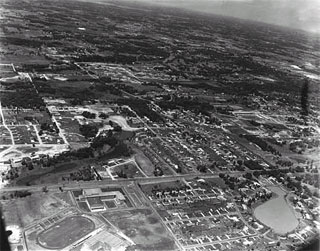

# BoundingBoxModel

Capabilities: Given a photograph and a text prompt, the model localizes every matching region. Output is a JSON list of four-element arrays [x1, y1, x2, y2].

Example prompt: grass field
[[37, 216, 95, 249], [53, 192, 74, 206], [77, 201, 90, 212], [134, 151, 155, 176], [103, 209, 176, 250], [111, 162, 145, 178]]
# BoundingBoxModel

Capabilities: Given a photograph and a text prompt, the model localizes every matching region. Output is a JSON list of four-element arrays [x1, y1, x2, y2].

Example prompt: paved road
[[0, 101, 15, 145], [0, 171, 247, 193]]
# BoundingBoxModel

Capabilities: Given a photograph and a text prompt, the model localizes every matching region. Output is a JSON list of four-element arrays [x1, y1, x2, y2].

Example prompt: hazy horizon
[[95, 0, 320, 34]]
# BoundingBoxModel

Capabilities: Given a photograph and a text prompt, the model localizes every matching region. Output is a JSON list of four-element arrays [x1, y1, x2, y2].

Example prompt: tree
[[99, 112, 108, 119], [79, 124, 99, 138], [197, 165, 207, 173], [300, 78, 309, 119], [243, 173, 253, 180], [82, 111, 96, 119]]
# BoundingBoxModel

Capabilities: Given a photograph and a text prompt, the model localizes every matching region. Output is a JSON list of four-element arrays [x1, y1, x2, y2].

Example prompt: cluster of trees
[[116, 98, 164, 122], [3, 167, 19, 180], [300, 78, 309, 118], [39, 122, 59, 134], [153, 167, 164, 176], [70, 96, 96, 106], [157, 95, 214, 116], [243, 160, 264, 170], [207, 116, 222, 126], [99, 112, 109, 119], [253, 168, 315, 199], [219, 173, 241, 190], [117, 84, 138, 94], [197, 165, 207, 173], [252, 168, 288, 179], [70, 147, 94, 159], [1, 90, 45, 109], [219, 173, 267, 203], [266, 137, 286, 146], [2, 190, 32, 200], [109, 120, 122, 132], [149, 184, 190, 198], [82, 111, 96, 119], [91, 131, 132, 159], [240, 134, 281, 156], [69, 166, 95, 181], [289, 141, 306, 154], [115, 169, 130, 178], [242, 189, 272, 208], [232, 159, 245, 171], [276, 159, 293, 167], [287, 116, 304, 125], [79, 124, 99, 138], [175, 165, 182, 173], [301, 173, 319, 188], [216, 106, 233, 115], [91, 133, 118, 149]]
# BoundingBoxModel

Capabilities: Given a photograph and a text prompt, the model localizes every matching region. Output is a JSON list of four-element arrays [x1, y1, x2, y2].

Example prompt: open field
[[37, 216, 95, 249], [134, 150, 155, 176], [103, 208, 177, 250], [1, 193, 70, 228], [111, 161, 145, 178]]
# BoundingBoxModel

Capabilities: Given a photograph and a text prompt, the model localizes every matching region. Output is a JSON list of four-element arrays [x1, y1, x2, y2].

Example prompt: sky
[[120, 0, 320, 34]]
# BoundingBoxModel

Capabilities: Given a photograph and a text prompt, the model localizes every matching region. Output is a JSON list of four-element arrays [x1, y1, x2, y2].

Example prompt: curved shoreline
[[253, 186, 299, 235]]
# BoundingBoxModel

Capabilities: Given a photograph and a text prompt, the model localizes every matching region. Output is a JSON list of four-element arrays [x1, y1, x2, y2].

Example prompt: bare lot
[[1, 192, 70, 227]]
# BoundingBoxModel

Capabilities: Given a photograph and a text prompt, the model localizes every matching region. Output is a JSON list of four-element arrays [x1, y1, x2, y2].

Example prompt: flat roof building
[[80, 188, 126, 212]]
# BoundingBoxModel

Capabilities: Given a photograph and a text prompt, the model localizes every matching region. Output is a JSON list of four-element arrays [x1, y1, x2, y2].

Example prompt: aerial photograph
[[0, 0, 319, 250]]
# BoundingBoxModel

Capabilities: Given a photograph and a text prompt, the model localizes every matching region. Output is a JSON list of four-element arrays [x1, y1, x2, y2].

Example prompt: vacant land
[[134, 150, 155, 176], [37, 216, 95, 249], [103, 209, 176, 250], [1, 193, 69, 227]]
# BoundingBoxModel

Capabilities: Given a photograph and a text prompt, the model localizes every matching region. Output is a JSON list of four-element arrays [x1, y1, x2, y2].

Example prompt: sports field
[[37, 216, 95, 249]]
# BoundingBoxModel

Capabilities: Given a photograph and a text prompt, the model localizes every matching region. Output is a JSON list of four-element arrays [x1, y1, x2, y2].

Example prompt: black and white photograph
[[0, 0, 319, 250]]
